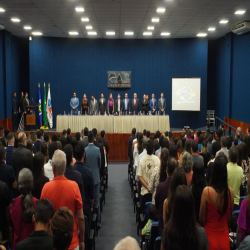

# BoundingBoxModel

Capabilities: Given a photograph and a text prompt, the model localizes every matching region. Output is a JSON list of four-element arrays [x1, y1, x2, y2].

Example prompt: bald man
[[113, 237, 140, 250]]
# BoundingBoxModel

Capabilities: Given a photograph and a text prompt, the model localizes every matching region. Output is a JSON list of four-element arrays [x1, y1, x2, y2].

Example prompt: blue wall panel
[[0, 31, 4, 120], [29, 37, 208, 128]]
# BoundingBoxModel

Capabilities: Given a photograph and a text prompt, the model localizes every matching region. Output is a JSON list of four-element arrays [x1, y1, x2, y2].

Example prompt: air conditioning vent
[[231, 21, 250, 35]]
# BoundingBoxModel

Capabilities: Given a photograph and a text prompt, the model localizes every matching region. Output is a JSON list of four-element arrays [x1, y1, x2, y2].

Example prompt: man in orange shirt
[[41, 149, 85, 250]]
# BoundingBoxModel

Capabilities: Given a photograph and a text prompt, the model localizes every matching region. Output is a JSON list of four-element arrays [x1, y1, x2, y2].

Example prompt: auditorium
[[0, 0, 250, 249]]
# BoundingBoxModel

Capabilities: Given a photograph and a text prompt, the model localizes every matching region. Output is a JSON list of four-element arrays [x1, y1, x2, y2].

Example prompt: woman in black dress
[[141, 94, 149, 115]]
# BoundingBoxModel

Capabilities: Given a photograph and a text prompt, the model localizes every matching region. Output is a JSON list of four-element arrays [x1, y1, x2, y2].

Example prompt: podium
[[26, 106, 36, 126]]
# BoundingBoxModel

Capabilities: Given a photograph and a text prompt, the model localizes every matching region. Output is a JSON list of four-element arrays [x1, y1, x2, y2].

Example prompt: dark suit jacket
[[23, 98, 29, 111], [130, 98, 140, 115], [34, 140, 42, 153], [5, 146, 15, 166], [19, 97, 25, 113], [128, 134, 136, 159], [98, 98, 106, 114], [114, 99, 124, 114], [12, 144, 33, 178], [94, 140, 105, 178]]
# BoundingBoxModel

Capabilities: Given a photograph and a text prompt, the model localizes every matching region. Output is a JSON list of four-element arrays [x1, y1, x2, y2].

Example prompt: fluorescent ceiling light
[[69, 31, 78, 35], [147, 26, 154, 30], [157, 8, 165, 13], [81, 17, 89, 22], [86, 26, 92, 30], [75, 7, 84, 12], [24, 26, 32, 30], [235, 10, 245, 15], [152, 18, 159, 23], [0, 8, 5, 12], [32, 32, 42, 36], [125, 31, 134, 35], [197, 33, 207, 37], [88, 31, 97, 35], [208, 27, 216, 31], [11, 18, 20, 22], [106, 31, 115, 35], [220, 20, 228, 24], [143, 32, 152, 36], [161, 32, 170, 36]]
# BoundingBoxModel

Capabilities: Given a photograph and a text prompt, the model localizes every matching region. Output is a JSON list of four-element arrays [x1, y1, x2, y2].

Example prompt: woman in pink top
[[107, 93, 114, 115], [9, 168, 38, 250]]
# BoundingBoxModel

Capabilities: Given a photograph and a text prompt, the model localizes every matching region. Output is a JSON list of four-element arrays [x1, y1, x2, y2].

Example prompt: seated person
[[141, 204, 158, 236]]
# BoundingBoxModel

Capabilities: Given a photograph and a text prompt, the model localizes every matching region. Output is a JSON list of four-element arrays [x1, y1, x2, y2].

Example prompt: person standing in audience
[[149, 93, 157, 115], [12, 92, 18, 132], [123, 93, 130, 115], [200, 140, 211, 173], [141, 94, 149, 115], [41, 150, 85, 250], [82, 127, 89, 148], [157, 138, 170, 159], [191, 140, 204, 166], [44, 142, 58, 181], [246, 127, 250, 136], [180, 152, 193, 186], [32, 152, 49, 199], [200, 154, 234, 250], [66, 128, 72, 144], [137, 140, 160, 212], [73, 143, 95, 230], [16, 199, 54, 250], [130, 93, 140, 115], [207, 134, 213, 155], [186, 129, 194, 141], [161, 185, 209, 250], [107, 93, 114, 115], [5, 132, 15, 166], [216, 136, 229, 159], [81, 93, 89, 115], [158, 92, 166, 115], [9, 168, 38, 250], [70, 92, 79, 115], [85, 131, 101, 228], [128, 128, 136, 166], [155, 135, 164, 156], [34, 130, 42, 153], [212, 129, 222, 159], [0, 126, 6, 147], [114, 93, 123, 115], [98, 93, 106, 115], [227, 146, 243, 210], [90, 95, 98, 115], [133, 133, 143, 172]]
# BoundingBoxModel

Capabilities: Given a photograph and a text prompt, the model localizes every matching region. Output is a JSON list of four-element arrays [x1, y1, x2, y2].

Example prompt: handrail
[[215, 116, 246, 136]]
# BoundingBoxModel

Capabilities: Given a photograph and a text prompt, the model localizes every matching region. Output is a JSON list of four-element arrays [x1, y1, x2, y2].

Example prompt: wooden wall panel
[[224, 117, 250, 136], [0, 117, 12, 131]]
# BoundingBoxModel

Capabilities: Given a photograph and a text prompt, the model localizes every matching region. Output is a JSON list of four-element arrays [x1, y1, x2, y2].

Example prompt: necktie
[[134, 99, 136, 106], [102, 99, 103, 104], [125, 99, 127, 109], [74, 98, 75, 104], [153, 99, 154, 109], [118, 100, 120, 112]]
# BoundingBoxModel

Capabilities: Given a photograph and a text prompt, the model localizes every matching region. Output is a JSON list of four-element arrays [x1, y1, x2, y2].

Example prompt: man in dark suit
[[130, 93, 140, 115], [82, 127, 89, 148], [12, 132, 33, 179], [149, 93, 157, 115], [114, 93, 124, 115], [100, 130, 109, 157], [158, 92, 166, 115], [123, 93, 130, 115], [5, 132, 15, 166], [128, 128, 136, 165], [34, 130, 42, 153], [98, 93, 106, 115]]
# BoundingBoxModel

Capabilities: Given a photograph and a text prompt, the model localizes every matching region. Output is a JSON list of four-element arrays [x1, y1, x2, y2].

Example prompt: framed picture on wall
[[107, 71, 131, 88]]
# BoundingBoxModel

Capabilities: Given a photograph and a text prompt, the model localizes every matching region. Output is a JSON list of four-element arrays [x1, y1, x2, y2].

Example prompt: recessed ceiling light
[[220, 20, 228, 24], [32, 32, 42, 36], [81, 17, 89, 22], [86, 26, 92, 30], [11, 18, 20, 22], [147, 26, 154, 30], [143, 32, 152, 36], [125, 31, 134, 35], [69, 31, 78, 35], [161, 32, 170, 36], [235, 10, 245, 15], [88, 31, 97, 35], [106, 31, 115, 35], [75, 7, 84, 12], [0, 8, 5, 12], [197, 33, 207, 37], [24, 26, 32, 30], [152, 18, 159, 23], [208, 27, 216, 31], [157, 8, 165, 13]]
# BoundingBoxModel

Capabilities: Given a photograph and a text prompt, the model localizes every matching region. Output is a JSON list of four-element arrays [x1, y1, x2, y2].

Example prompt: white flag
[[46, 86, 53, 128]]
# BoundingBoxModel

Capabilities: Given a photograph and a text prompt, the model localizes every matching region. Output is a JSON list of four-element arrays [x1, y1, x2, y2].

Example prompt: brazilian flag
[[38, 84, 42, 127], [43, 83, 47, 127]]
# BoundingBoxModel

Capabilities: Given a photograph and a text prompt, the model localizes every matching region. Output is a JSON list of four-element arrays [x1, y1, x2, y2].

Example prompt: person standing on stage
[[19, 92, 24, 114], [115, 93, 123, 115], [107, 93, 114, 115], [123, 93, 130, 115], [158, 92, 166, 115], [141, 94, 149, 115], [149, 93, 157, 115], [98, 93, 106, 115], [81, 94, 89, 115], [12, 92, 18, 132], [70, 92, 79, 115], [130, 93, 140, 115], [90, 95, 98, 115]]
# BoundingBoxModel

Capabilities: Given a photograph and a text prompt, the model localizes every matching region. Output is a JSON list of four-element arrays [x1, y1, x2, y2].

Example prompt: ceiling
[[0, 0, 249, 39]]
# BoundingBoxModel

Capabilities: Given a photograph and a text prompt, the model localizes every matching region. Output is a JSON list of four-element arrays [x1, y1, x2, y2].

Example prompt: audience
[[5, 132, 15, 166], [169, 144, 177, 159], [212, 129, 222, 158], [135, 137, 147, 181], [176, 140, 183, 160], [34, 130, 42, 153], [133, 132, 143, 171], [141, 204, 158, 236], [41, 141, 49, 164], [215, 136, 229, 159], [207, 134, 213, 155], [200, 140, 211, 172], [180, 152, 193, 186], [100, 130, 109, 156], [44, 142, 58, 181], [155, 135, 164, 156], [66, 129, 72, 144], [59, 136, 67, 149], [191, 140, 204, 166]]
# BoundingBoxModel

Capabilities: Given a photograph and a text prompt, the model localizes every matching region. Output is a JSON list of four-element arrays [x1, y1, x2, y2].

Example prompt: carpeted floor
[[95, 163, 140, 250]]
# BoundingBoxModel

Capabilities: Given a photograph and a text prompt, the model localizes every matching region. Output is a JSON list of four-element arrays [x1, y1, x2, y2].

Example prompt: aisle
[[95, 163, 140, 250]]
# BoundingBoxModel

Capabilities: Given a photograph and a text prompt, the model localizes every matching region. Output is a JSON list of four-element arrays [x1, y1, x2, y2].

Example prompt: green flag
[[43, 83, 47, 127]]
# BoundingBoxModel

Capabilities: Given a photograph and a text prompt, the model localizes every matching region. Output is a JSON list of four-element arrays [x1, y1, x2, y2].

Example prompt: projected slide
[[172, 78, 201, 111]]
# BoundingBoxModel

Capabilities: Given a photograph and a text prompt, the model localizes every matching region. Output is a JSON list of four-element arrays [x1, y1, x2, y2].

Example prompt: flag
[[38, 84, 42, 127], [47, 84, 53, 128], [43, 83, 48, 127]]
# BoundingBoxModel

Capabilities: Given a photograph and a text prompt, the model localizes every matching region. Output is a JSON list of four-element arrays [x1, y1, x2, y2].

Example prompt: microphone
[[31, 98, 38, 107]]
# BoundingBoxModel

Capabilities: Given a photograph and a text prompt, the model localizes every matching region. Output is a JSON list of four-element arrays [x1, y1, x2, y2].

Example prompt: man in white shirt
[[44, 142, 58, 181], [136, 138, 148, 181], [215, 136, 229, 159]]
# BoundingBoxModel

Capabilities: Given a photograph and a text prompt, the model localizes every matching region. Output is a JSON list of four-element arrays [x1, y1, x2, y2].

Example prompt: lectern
[[26, 106, 36, 125]]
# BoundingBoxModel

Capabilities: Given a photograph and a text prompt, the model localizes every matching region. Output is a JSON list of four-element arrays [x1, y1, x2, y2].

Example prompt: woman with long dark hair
[[190, 162, 206, 222], [133, 132, 143, 170], [200, 140, 211, 174], [32, 152, 49, 199], [176, 140, 183, 160], [161, 185, 209, 250], [200, 154, 234, 250]]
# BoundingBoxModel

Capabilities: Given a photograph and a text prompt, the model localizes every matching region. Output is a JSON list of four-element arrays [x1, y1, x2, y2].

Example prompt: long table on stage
[[56, 115, 170, 133]]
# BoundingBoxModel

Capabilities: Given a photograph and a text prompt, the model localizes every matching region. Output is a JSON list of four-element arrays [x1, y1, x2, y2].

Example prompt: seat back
[[154, 237, 161, 250], [149, 222, 159, 250], [146, 202, 152, 214], [231, 210, 240, 233]]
